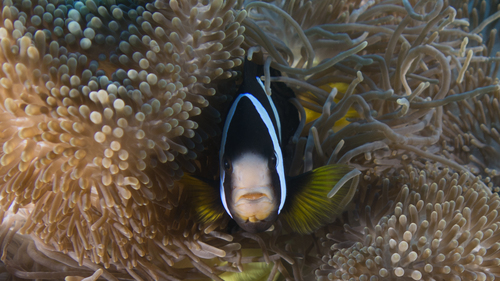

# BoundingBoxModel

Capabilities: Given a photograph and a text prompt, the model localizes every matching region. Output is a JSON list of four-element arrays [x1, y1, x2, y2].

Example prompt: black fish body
[[187, 58, 357, 234], [219, 59, 298, 233]]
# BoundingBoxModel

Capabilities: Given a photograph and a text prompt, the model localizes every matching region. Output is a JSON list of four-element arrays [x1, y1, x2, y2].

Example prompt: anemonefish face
[[224, 152, 279, 232], [221, 127, 284, 233], [220, 68, 287, 233]]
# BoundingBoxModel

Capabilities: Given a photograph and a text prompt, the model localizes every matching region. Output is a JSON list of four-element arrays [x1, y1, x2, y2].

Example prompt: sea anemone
[[1, 0, 500, 280], [242, 0, 500, 179], [240, 0, 500, 279], [317, 165, 499, 281], [0, 0, 247, 279], [418, 1, 500, 190], [440, 90, 500, 191]]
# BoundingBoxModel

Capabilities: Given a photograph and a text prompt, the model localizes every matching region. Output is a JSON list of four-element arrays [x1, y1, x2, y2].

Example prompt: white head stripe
[[220, 93, 287, 216], [256, 77, 282, 142], [220, 169, 231, 218]]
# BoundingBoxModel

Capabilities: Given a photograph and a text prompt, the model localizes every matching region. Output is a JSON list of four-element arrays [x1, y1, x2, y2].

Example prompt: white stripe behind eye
[[256, 77, 281, 142], [220, 170, 231, 218], [220, 93, 287, 216]]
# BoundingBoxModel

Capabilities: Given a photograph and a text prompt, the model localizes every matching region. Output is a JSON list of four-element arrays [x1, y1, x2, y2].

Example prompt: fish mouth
[[233, 186, 273, 205], [239, 192, 267, 200], [231, 186, 275, 223]]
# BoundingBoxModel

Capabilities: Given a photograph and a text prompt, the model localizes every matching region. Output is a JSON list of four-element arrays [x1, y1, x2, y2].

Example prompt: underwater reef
[[0, 0, 499, 280]]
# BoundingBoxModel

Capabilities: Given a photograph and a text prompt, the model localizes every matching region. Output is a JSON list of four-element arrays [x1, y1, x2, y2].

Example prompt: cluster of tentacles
[[0, 0, 500, 280]]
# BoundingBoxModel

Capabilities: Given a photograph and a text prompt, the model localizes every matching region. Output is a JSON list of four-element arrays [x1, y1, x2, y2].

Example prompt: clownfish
[[185, 58, 358, 234]]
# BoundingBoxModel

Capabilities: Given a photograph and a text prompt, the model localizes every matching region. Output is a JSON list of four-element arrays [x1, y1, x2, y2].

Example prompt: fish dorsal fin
[[183, 175, 226, 224], [280, 165, 357, 234]]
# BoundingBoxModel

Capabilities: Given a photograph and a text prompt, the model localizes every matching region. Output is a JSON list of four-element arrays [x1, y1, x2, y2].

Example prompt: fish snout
[[231, 186, 276, 222]]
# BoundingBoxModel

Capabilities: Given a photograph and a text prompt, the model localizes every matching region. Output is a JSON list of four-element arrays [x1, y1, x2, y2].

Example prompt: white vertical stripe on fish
[[220, 168, 231, 218], [256, 76, 282, 142]]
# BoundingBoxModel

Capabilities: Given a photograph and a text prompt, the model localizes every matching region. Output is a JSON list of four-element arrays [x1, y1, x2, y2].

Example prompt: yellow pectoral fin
[[281, 165, 358, 234], [182, 175, 226, 225]]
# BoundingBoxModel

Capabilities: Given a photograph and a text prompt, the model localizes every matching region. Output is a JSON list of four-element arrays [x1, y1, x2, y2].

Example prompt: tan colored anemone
[[242, 0, 500, 180], [1, 0, 500, 280], [0, 0, 247, 279], [236, 0, 500, 280], [440, 89, 500, 191], [318, 165, 498, 281]]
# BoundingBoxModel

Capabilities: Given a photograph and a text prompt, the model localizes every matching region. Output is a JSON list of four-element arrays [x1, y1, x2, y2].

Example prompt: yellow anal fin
[[182, 175, 226, 225], [281, 164, 357, 234]]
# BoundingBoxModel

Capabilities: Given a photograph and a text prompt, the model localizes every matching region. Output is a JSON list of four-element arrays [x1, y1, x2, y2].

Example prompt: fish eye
[[224, 158, 231, 170], [270, 154, 277, 167]]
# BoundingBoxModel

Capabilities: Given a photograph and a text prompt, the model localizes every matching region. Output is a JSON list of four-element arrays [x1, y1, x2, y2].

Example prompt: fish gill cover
[[0, 0, 499, 280]]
